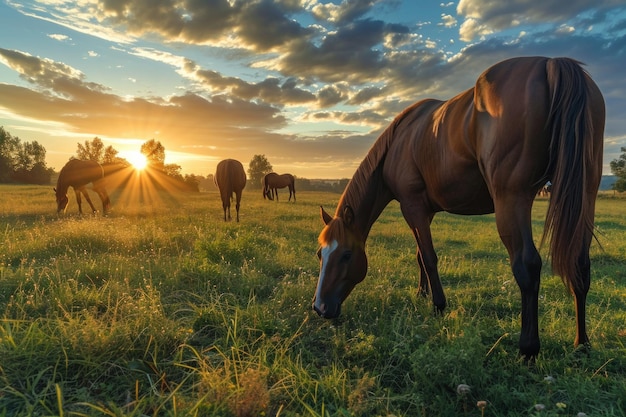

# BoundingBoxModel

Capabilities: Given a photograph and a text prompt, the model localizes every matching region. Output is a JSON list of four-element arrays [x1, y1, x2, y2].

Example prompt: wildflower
[[556, 402, 567, 410], [544, 375, 555, 384], [477, 400, 487, 416], [534, 404, 546, 411], [577, 413, 588, 417], [456, 384, 471, 395]]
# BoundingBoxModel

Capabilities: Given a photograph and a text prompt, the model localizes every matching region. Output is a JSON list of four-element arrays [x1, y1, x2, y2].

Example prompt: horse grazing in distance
[[215, 159, 247, 222], [55, 159, 111, 214], [262, 172, 296, 202], [312, 57, 604, 359]]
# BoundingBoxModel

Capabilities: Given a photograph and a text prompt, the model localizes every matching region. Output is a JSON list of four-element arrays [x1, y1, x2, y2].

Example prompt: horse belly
[[438, 181, 494, 215], [418, 150, 494, 215]]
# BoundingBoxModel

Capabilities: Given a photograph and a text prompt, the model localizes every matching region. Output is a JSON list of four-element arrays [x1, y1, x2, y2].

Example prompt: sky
[[1, 0, 625, 179]]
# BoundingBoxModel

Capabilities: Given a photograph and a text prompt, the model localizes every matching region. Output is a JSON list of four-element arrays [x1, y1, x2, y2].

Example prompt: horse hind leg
[[572, 237, 592, 350], [495, 197, 542, 359], [235, 191, 242, 222], [289, 186, 296, 202]]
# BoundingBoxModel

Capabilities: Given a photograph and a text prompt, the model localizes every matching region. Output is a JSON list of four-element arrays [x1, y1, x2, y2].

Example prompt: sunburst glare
[[123, 151, 148, 171], [104, 163, 186, 215]]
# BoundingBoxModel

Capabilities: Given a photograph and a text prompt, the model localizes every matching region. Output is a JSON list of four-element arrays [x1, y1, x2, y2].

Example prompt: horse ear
[[343, 206, 355, 226], [320, 206, 333, 225]]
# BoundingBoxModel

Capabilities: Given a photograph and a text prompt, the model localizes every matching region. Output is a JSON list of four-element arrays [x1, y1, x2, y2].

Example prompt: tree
[[140, 139, 166, 170], [248, 155, 273, 189], [76, 137, 119, 164], [103, 146, 120, 164], [609, 146, 626, 192], [0, 127, 54, 184], [0, 127, 19, 182]]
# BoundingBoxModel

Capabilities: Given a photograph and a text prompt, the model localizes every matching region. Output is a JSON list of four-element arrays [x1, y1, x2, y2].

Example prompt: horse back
[[57, 159, 104, 189], [215, 159, 246, 199], [383, 89, 494, 214], [383, 56, 602, 215]]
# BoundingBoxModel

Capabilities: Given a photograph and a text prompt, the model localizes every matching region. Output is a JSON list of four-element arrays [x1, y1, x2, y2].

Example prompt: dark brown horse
[[215, 159, 247, 222], [313, 57, 604, 358], [262, 172, 296, 202], [55, 159, 111, 214]]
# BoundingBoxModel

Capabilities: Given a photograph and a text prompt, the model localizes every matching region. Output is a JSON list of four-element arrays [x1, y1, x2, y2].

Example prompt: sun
[[124, 151, 148, 171]]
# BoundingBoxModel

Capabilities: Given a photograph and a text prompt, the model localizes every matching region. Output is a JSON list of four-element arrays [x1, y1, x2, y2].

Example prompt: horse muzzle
[[312, 299, 341, 319]]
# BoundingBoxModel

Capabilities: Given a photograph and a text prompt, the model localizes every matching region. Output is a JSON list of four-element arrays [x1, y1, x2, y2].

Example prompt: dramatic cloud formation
[[0, 0, 625, 178]]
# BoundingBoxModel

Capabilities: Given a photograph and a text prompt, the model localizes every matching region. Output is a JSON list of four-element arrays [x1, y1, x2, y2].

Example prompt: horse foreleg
[[417, 251, 429, 296], [74, 188, 83, 214], [402, 206, 446, 312], [495, 199, 542, 359]]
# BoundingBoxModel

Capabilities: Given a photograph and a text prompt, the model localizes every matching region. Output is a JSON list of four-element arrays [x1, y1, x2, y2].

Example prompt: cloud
[[439, 14, 457, 28], [308, 0, 380, 24], [48, 33, 70, 41], [456, 0, 625, 41], [0, 48, 285, 143], [3, 1, 626, 177]]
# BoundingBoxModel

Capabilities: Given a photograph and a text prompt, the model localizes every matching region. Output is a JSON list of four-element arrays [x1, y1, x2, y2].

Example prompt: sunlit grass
[[0, 185, 625, 416]]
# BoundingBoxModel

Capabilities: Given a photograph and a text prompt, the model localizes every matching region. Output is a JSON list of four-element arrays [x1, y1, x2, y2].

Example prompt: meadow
[[0, 184, 624, 416]]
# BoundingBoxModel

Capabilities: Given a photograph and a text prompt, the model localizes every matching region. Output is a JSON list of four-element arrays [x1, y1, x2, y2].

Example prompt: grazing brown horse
[[215, 159, 247, 222], [262, 172, 296, 202], [313, 57, 604, 358], [55, 159, 111, 214]]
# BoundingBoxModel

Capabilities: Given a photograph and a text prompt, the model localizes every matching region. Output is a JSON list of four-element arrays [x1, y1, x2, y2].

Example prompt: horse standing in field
[[312, 56, 604, 359], [262, 172, 296, 202], [55, 159, 112, 214], [215, 159, 247, 222]]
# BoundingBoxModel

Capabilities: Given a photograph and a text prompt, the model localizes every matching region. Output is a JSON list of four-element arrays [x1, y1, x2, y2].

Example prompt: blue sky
[[1, 0, 625, 178]]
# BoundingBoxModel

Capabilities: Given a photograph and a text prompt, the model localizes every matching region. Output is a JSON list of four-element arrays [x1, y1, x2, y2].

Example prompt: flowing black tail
[[542, 58, 604, 292]]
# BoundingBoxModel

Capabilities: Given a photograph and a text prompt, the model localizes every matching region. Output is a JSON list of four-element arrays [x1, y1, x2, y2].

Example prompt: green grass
[[0, 184, 625, 416]]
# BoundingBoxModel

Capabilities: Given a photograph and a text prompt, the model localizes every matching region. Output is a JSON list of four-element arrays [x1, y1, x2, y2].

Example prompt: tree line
[[0, 127, 55, 184], [0, 127, 352, 193], [7, 126, 623, 193]]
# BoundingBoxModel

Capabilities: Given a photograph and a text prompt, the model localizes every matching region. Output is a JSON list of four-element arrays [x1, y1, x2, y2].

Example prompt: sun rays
[[104, 164, 189, 214]]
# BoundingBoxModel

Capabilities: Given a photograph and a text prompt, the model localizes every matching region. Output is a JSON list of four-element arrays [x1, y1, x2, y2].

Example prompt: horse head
[[54, 188, 69, 213], [313, 205, 368, 318]]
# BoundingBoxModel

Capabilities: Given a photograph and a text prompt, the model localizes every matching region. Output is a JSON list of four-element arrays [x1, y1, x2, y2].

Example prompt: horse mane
[[337, 102, 428, 217]]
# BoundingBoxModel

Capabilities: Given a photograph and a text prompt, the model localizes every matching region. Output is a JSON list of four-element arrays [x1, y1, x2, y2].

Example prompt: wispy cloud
[[1, 0, 625, 177]]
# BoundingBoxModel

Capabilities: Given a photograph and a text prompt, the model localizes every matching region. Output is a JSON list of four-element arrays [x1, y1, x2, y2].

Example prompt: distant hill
[[600, 175, 616, 191]]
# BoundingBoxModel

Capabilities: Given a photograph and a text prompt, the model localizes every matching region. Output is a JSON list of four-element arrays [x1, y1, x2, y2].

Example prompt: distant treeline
[[197, 174, 350, 194], [0, 127, 55, 185]]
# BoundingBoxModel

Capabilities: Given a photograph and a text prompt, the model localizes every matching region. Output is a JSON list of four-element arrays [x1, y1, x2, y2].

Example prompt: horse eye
[[340, 251, 352, 262]]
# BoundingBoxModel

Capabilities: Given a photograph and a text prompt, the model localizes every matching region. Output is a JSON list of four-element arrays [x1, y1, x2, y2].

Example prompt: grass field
[[0, 184, 625, 416]]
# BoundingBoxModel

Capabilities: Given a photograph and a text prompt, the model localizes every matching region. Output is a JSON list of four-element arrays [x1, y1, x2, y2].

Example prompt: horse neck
[[336, 160, 393, 243], [55, 181, 69, 196], [55, 172, 70, 195]]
